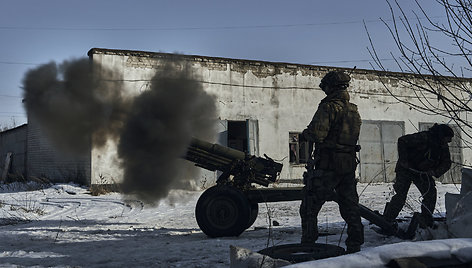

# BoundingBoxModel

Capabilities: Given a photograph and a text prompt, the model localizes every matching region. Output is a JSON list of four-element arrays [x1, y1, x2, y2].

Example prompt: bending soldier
[[383, 124, 454, 228], [300, 70, 364, 253]]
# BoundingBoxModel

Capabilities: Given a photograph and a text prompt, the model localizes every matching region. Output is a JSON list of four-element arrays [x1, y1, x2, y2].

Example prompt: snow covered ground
[[0, 181, 467, 267]]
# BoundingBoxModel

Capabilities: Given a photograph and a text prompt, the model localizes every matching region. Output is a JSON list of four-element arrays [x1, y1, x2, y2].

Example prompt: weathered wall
[[88, 48, 471, 185], [0, 124, 27, 178], [26, 119, 91, 184]]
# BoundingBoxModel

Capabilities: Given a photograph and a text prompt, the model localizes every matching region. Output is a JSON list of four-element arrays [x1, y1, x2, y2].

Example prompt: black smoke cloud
[[118, 62, 217, 203], [22, 58, 217, 204], [22, 58, 129, 154]]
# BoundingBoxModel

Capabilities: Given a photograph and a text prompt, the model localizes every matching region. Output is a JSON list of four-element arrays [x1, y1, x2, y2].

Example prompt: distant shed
[[0, 124, 27, 180], [25, 119, 91, 184]]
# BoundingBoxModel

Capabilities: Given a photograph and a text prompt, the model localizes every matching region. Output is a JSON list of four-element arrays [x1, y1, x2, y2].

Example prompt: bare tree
[[366, 0, 472, 148]]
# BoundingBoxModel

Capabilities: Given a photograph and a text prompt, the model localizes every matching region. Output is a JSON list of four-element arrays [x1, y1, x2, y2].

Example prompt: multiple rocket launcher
[[185, 137, 399, 237]]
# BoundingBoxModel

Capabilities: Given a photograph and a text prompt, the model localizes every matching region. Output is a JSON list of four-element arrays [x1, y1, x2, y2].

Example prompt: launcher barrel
[[184, 138, 282, 187]]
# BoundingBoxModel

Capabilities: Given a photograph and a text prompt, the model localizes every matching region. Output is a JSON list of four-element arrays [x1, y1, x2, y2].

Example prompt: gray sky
[[0, 0, 450, 127]]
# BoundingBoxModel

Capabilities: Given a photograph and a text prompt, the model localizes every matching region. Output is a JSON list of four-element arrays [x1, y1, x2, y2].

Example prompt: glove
[[398, 160, 409, 169]]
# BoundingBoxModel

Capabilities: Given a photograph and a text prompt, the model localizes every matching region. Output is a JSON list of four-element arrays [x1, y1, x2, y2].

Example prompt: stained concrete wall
[[88, 48, 471, 185]]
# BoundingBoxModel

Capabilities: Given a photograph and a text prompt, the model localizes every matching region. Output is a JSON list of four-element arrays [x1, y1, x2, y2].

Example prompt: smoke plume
[[118, 61, 217, 204], [22, 57, 217, 204], [22, 58, 129, 154]]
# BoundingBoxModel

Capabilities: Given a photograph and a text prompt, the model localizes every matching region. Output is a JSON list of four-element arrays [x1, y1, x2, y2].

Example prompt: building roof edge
[[87, 47, 472, 82]]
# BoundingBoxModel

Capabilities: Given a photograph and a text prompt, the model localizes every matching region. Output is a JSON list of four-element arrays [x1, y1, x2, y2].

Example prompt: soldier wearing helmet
[[300, 70, 364, 253], [319, 70, 351, 93]]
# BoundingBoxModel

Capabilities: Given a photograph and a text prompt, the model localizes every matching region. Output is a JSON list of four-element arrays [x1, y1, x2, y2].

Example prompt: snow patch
[[285, 239, 472, 268]]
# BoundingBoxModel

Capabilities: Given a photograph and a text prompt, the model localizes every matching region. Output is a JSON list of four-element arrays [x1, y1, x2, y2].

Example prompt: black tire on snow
[[258, 243, 345, 263], [247, 203, 259, 229], [195, 185, 252, 237]]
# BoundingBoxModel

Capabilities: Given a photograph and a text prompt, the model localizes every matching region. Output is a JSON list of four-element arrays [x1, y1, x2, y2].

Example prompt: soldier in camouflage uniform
[[383, 124, 454, 228], [300, 70, 364, 253]]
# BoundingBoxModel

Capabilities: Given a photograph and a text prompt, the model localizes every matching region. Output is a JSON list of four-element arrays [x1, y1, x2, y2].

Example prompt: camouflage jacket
[[304, 90, 361, 149], [303, 90, 361, 173], [396, 131, 452, 177]]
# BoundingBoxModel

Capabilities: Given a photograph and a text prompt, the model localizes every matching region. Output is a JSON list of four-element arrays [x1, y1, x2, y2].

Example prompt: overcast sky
[[0, 0, 450, 127]]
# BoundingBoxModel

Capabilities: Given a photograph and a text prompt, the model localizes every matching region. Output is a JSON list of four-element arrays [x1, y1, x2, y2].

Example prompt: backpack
[[337, 102, 361, 147]]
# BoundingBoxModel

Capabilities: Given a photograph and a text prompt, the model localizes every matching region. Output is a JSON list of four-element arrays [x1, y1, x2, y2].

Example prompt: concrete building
[[13, 48, 471, 185], [87, 48, 469, 185]]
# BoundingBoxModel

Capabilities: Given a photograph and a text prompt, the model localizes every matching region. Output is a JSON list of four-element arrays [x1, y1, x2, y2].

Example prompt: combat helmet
[[320, 71, 351, 91]]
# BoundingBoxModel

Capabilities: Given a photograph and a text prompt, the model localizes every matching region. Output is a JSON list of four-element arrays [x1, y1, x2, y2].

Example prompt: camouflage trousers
[[383, 169, 437, 225], [299, 170, 364, 249]]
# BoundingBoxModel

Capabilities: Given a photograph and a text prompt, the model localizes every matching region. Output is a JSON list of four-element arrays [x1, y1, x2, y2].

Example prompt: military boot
[[300, 225, 317, 245], [418, 213, 434, 229], [346, 245, 360, 254], [381, 202, 399, 235], [300, 224, 317, 245], [301, 236, 316, 246]]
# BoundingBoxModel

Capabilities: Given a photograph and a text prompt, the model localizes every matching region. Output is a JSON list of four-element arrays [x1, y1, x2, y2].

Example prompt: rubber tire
[[196, 185, 251, 237], [258, 243, 345, 263], [247, 203, 259, 229]]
